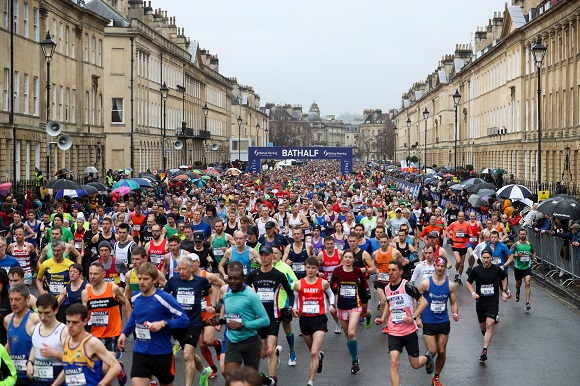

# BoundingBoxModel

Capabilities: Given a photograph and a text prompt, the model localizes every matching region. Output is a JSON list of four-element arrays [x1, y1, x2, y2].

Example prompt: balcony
[[177, 128, 211, 140]]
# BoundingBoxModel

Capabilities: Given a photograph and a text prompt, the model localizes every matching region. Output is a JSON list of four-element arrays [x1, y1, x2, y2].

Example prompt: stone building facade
[[359, 109, 394, 161]]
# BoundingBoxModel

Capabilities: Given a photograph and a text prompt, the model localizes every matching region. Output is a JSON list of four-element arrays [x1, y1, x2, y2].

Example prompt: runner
[[209, 219, 234, 272], [36, 239, 74, 297], [417, 257, 459, 386], [162, 235, 187, 279], [373, 233, 403, 334], [37, 227, 81, 266], [486, 230, 514, 302], [55, 264, 86, 323], [7, 228, 35, 285], [374, 260, 435, 386], [345, 233, 375, 329], [292, 257, 334, 386], [283, 228, 315, 280], [466, 249, 509, 362], [465, 212, 483, 275], [219, 231, 261, 279], [8, 266, 38, 310], [510, 229, 537, 311], [446, 211, 471, 285], [145, 224, 168, 270]]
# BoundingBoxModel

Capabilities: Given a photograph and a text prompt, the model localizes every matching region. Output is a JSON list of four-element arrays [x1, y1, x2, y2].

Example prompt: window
[[71, 89, 75, 123], [98, 39, 102, 66], [59, 23, 63, 53], [3, 68, 8, 111], [84, 33, 88, 61], [23, 2, 28, 38], [13, 0, 18, 34], [32, 7, 37, 41], [65, 26, 69, 56], [65, 87, 69, 121], [3, 0, 7, 29], [32, 76, 38, 115], [23, 73, 28, 114], [91, 36, 95, 64], [84, 91, 88, 124], [59, 85, 63, 120], [111, 98, 123, 123], [12, 71, 19, 113], [71, 29, 75, 58], [98, 94, 102, 125]]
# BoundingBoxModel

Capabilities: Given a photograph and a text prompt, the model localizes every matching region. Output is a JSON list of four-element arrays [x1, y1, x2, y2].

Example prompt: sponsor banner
[[248, 147, 353, 175]]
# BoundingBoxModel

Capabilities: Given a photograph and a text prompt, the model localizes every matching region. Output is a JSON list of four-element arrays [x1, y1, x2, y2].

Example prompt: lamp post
[[453, 89, 461, 176], [393, 124, 397, 164], [256, 123, 260, 146], [160, 82, 169, 172], [237, 115, 242, 163], [41, 32, 56, 179], [532, 36, 546, 192], [202, 103, 209, 168], [265, 127, 269, 146], [423, 107, 429, 173], [406, 117, 411, 161]]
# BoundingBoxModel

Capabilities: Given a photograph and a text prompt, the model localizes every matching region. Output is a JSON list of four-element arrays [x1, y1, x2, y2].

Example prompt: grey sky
[[165, 0, 507, 116]]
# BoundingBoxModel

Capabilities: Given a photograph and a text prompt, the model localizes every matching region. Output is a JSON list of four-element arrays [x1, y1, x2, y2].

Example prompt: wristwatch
[[411, 315, 417, 320]]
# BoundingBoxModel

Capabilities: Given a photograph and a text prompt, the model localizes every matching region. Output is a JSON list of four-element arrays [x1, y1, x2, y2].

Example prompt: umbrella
[[192, 169, 204, 175], [459, 178, 485, 188], [0, 182, 11, 196], [536, 194, 580, 220], [496, 184, 534, 200], [200, 175, 211, 180], [491, 168, 507, 175], [112, 186, 132, 196], [112, 180, 140, 190], [185, 172, 201, 179], [84, 166, 98, 174], [443, 173, 454, 178], [173, 175, 190, 181], [178, 165, 191, 170], [86, 182, 108, 192], [55, 189, 87, 199], [44, 179, 82, 190], [191, 178, 208, 187], [117, 168, 133, 175], [80, 184, 99, 195], [55, 168, 73, 175], [449, 183, 465, 191], [168, 168, 180, 175], [513, 198, 534, 207], [128, 178, 153, 188], [468, 194, 486, 208], [467, 182, 497, 193], [477, 189, 497, 198], [204, 169, 222, 177], [225, 168, 242, 176], [480, 168, 493, 174]]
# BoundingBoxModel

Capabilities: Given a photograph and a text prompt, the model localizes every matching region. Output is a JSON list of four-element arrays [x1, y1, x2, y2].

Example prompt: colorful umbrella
[[178, 165, 191, 170], [225, 168, 242, 176], [200, 175, 211, 180], [55, 189, 88, 199], [0, 182, 11, 196], [128, 178, 153, 188], [112, 179, 140, 190], [112, 186, 132, 196], [117, 168, 133, 175], [480, 168, 493, 174], [173, 175, 190, 181], [204, 169, 222, 177], [192, 178, 208, 187]]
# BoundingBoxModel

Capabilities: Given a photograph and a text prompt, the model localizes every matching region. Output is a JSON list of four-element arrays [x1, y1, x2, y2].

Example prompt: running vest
[[310, 237, 323, 256], [11, 244, 32, 283], [26, 219, 40, 246], [86, 282, 122, 338], [114, 240, 135, 266], [514, 241, 533, 270], [167, 249, 186, 278], [385, 279, 417, 336], [148, 239, 167, 269], [62, 334, 104, 386], [32, 322, 66, 383], [231, 246, 251, 275], [288, 243, 309, 279], [225, 221, 238, 236], [297, 277, 326, 316], [320, 249, 341, 280], [98, 258, 121, 284], [128, 268, 139, 292], [8, 311, 33, 378], [73, 228, 85, 253], [376, 247, 394, 283], [468, 221, 480, 244], [211, 233, 229, 264], [353, 249, 366, 269], [63, 281, 87, 306], [422, 277, 450, 324], [333, 233, 346, 250]]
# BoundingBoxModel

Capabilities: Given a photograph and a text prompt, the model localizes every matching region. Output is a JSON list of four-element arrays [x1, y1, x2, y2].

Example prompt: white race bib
[[430, 301, 446, 313], [65, 371, 87, 385], [176, 293, 195, 306], [456, 231, 465, 238], [11, 358, 26, 372], [135, 323, 151, 340], [49, 283, 64, 295], [226, 313, 242, 323], [339, 285, 356, 298], [89, 312, 108, 326], [377, 272, 389, 282], [491, 258, 501, 266], [303, 301, 320, 314], [391, 309, 406, 324], [470, 236, 478, 243], [34, 360, 54, 380], [213, 248, 224, 256], [74, 241, 82, 250], [293, 263, 305, 272], [201, 297, 208, 310], [480, 284, 494, 296], [258, 289, 275, 302]]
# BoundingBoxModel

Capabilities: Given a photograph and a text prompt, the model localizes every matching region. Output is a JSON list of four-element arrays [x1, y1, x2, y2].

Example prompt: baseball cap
[[312, 224, 322, 231], [428, 231, 439, 238], [259, 245, 273, 254], [395, 208, 403, 213], [188, 253, 200, 262], [265, 221, 276, 229], [193, 232, 204, 242], [247, 225, 259, 235]]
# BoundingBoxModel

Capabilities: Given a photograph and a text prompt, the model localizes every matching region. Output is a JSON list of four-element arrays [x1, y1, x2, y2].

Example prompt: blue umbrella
[[128, 178, 153, 188], [55, 189, 88, 199]]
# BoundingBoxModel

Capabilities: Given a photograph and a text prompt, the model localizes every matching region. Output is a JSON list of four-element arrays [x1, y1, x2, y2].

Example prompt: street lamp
[[532, 36, 546, 192], [423, 107, 429, 173], [202, 103, 209, 168], [256, 123, 260, 146], [393, 124, 397, 164], [41, 31, 56, 179], [265, 127, 269, 146], [406, 117, 411, 161], [453, 89, 461, 177], [160, 82, 169, 172], [237, 115, 242, 163]]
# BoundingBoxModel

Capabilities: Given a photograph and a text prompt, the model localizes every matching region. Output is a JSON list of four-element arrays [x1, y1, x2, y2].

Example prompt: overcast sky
[[165, 0, 507, 116]]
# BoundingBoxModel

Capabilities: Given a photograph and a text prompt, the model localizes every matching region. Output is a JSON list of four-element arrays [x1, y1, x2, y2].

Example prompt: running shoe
[[382, 325, 389, 334], [334, 324, 342, 334], [453, 274, 459, 283], [456, 278, 463, 286], [358, 317, 365, 324], [288, 351, 297, 366], [515, 291, 520, 302], [275, 345, 283, 369], [479, 351, 488, 362], [365, 313, 372, 329], [173, 343, 181, 356], [432, 375, 443, 386], [199, 367, 211, 386], [117, 361, 127, 386], [465, 267, 472, 276], [494, 315, 499, 323], [507, 289, 512, 299], [317, 351, 324, 373], [116, 350, 123, 360], [271, 375, 278, 386], [526, 302, 531, 311], [425, 351, 434, 374], [351, 359, 360, 374], [209, 367, 218, 379], [215, 339, 222, 360], [149, 380, 159, 386]]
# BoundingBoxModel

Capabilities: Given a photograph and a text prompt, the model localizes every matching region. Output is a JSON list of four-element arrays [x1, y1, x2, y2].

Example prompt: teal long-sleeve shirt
[[223, 287, 269, 343]]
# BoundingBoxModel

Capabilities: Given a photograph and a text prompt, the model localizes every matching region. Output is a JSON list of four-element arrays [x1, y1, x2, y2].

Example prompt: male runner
[[510, 229, 537, 311], [446, 212, 471, 285]]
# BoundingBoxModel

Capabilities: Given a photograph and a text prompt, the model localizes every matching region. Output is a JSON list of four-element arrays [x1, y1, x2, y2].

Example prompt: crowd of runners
[[0, 160, 538, 386]]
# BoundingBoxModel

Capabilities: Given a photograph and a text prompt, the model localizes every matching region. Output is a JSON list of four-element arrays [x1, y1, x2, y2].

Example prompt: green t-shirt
[[512, 241, 534, 270]]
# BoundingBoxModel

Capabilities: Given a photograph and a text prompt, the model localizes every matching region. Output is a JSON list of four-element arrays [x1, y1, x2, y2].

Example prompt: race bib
[[456, 231, 465, 238], [176, 292, 195, 306], [135, 323, 151, 340], [226, 313, 242, 323], [339, 285, 356, 298], [242, 267, 248, 275], [391, 309, 406, 324], [201, 297, 208, 310], [65, 370, 87, 385], [74, 241, 82, 250], [89, 312, 108, 326], [470, 236, 478, 243], [430, 301, 446, 313], [377, 272, 389, 282], [520, 255, 530, 262], [491, 258, 501, 266], [11, 358, 26, 372], [480, 284, 494, 296], [213, 248, 224, 256], [49, 283, 64, 295], [292, 263, 305, 272], [303, 301, 320, 314], [258, 289, 275, 302], [133, 225, 141, 232], [150, 254, 162, 264], [34, 360, 54, 380]]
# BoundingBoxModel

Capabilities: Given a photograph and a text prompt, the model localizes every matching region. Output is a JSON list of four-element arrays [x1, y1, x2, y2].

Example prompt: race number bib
[[430, 301, 446, 313], [226, 313, 242, 323], [135, 323, 151, 340], [491, 258, 501, 266], [520, 251, 531, 262], [176, 292, 195, 306], [133, 225, 141, 232], [74, 241, 82, 250], [257, 288, 275, 302], [10, 358, 26, 372], [303, 301, 320, 314], [292, 263, 305, 272], [480, 284, 494, 296], [470, 236, 478, 243], [33, 360, 54, 380], [49, 283, 64, 295], [201, 297, 208, 310], [391, 309, 406, 324], [89, 312, 108, 326], [65, 370, 87, 385], [456, 231, 465, 238], [377, 272, 389, 282], [339, 284, 356, 298]]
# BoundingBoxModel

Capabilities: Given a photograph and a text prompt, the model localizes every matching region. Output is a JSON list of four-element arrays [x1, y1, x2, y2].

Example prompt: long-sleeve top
[[222, 287, 269, 344]]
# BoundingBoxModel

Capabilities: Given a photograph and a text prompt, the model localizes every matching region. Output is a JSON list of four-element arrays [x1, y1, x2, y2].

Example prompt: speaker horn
[[174, 140, 184, 150], [57, 135, 72, 150], [46, 120, 62, 136], [211, 143, 219, 151]]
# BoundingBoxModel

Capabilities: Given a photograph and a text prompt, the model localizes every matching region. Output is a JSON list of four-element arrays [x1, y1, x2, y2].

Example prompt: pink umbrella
[[0, 182, 11, 196], [112, 186, 132, 196]]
